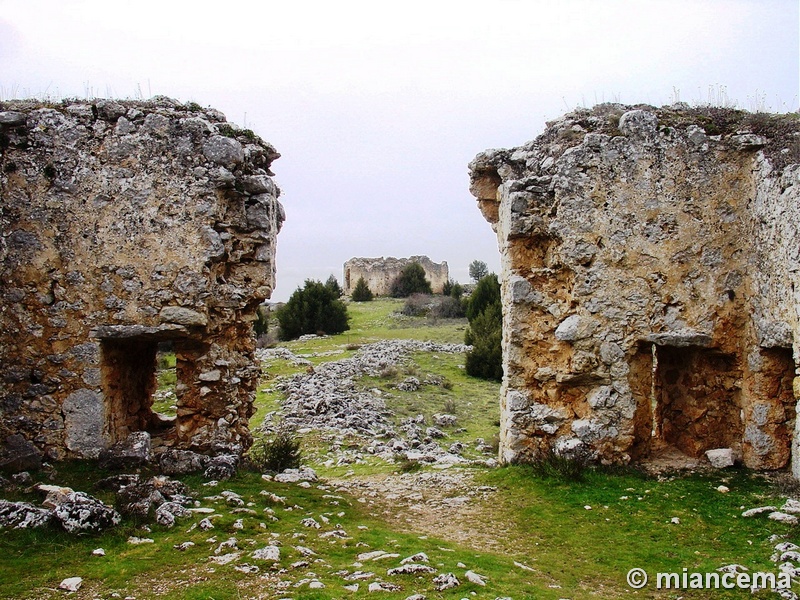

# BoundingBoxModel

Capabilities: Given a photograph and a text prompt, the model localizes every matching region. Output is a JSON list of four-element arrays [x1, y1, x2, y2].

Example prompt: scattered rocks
[[267, 340, 468, 438]]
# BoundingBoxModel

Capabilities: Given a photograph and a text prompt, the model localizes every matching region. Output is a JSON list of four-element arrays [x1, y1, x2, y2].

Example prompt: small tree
[[464, 302, 503, 381], [351, 276, 374, 302], [466, 273, 501, 321], [325, 274, 343, 298], [442, 279, 454, 296], [469, 260, 489, 283], [390, 262, 432, 298], [464, 274, 503, 381], [276, 279, 350, 340], [253, 304, 270, 337]]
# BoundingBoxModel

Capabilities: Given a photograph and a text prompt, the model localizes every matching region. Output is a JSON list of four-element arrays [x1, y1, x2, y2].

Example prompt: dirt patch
[[330, 468, 514, 552]]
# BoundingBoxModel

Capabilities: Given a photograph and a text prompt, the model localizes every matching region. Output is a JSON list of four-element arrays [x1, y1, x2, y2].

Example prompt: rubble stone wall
[[343, 255, 449, 295], [469, 104, 800, 473], [0, 98, 284, 460]]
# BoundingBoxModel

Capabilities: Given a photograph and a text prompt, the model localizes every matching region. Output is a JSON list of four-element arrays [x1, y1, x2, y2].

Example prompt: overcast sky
[[2, 0, 798, 301]]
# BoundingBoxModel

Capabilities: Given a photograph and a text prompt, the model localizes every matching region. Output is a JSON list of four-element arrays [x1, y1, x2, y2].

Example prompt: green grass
[[475, 465, 794, 599]]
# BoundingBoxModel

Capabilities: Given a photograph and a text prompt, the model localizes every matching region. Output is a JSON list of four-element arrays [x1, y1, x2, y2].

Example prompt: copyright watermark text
[[626, 567, 792, 591]]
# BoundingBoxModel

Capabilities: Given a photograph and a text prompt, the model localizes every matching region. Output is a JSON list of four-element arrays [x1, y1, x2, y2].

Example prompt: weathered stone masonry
[[470, 104, 800, 473], [343, 255, 449, 296], [0, 98, 284, 460]]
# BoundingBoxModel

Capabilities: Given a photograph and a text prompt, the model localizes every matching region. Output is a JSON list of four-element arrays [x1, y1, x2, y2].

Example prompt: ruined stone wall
[[0, 98, 284, 461], [469, 104, 800, 472], [343, 255, 449, 295]]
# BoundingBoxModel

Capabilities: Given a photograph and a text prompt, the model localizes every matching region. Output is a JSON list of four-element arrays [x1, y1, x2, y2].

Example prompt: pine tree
[[351, 276, 374, 302], [390, 262, 432, 298], [276, 279, 350, 340], [464, 273, 503, 381]]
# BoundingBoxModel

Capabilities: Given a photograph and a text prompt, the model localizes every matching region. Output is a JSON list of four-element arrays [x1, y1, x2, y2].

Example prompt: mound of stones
[[263, 340, 467, 436], [260, 340, 492, 465]]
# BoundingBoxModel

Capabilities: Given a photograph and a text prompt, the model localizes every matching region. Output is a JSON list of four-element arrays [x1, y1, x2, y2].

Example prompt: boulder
[[155, 501, 191, 527], [116, 476, 191, 519], [36, 484, 75, 509], [0, 434, 43, 473], [432, 572, 460, 590], [99, 431, 151, 470], [0, 499, 52, 529], [705, 448, 735, 468], [274, 467, 318, 483], [53, 492, 121, 533], [59, 577, 83, 592], [159, 449, 207, 475], [252, 545, 280, 562], [204, 454, 239, 480]]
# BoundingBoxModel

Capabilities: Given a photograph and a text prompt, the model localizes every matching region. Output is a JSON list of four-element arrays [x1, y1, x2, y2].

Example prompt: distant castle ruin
[[0, 98, 283, 463], [343, 256, 449, 296], [470, 104, 800, 474]]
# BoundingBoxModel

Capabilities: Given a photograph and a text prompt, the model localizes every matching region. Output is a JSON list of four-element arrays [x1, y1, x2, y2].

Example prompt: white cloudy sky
[[2, 0, 798, 300]]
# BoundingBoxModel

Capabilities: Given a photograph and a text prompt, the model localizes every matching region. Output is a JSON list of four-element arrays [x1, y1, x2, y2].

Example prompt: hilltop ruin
[[343, 256, 449, 296], [470, 104, 800, 474], [0, 98, 284, 463]]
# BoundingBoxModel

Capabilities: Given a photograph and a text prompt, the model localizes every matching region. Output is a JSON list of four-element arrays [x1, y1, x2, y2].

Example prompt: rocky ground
[[257, 339, 497, 468]]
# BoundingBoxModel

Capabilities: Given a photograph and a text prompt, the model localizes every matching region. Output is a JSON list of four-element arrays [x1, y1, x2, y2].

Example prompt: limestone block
[[63, 390, 107, 458], [159, 306, 208, 327], [705, 448, 735, 468], [554, 315, 598, 342], [203, 135, 244, 168]]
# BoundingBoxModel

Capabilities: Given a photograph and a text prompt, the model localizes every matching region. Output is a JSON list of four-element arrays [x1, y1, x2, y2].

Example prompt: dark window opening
[[154, 341, 177, 418], [631, 343, 744, 459], [101, 338, 177, 445]]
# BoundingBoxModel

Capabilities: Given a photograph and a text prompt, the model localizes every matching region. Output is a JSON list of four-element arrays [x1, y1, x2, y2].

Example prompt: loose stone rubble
[[260, 340, 484, 466], [0, 97, 284, 462], [469, 104, 800, 471]]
